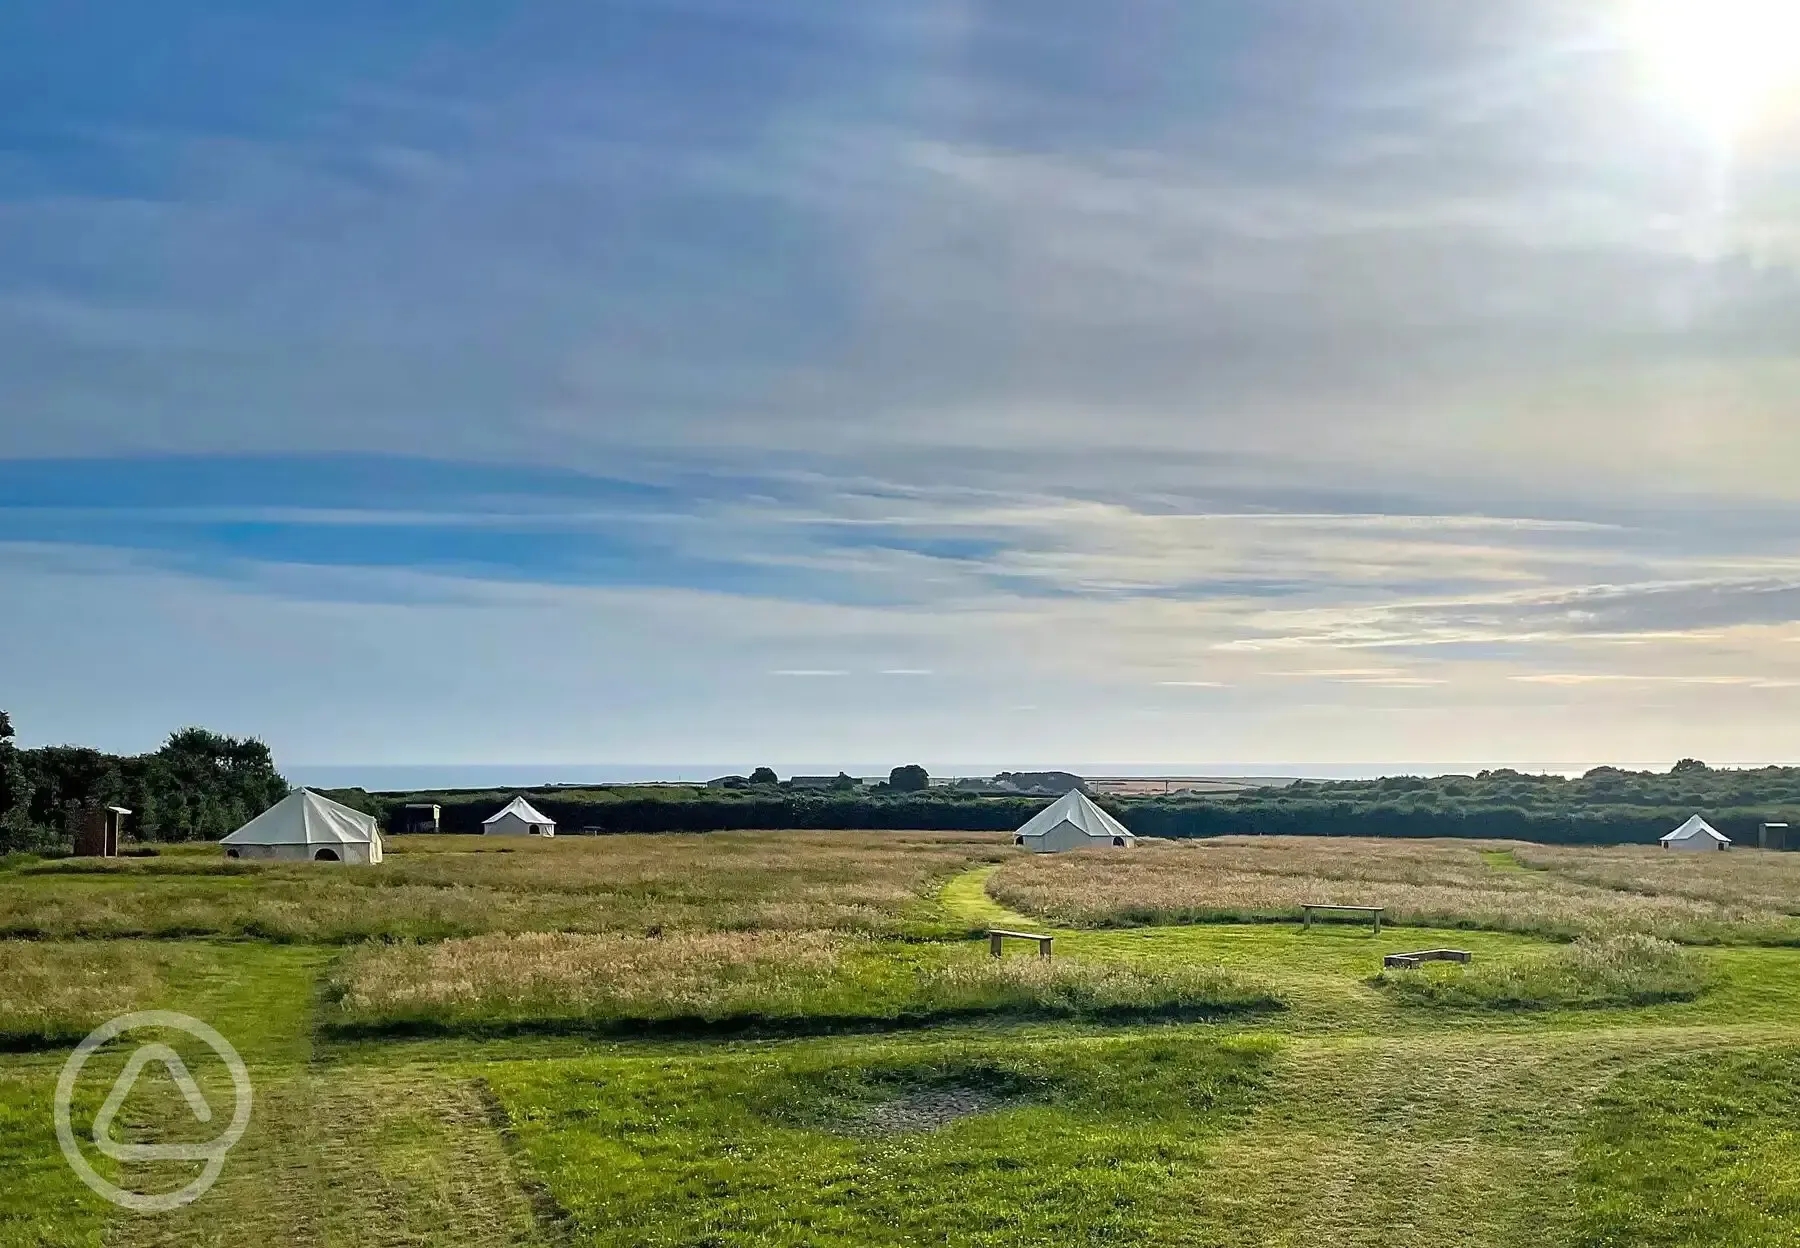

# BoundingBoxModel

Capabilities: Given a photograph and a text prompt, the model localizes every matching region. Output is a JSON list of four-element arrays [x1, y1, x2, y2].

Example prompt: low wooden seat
[[988, 929, 1054, 958], [1383, 949, 1473, 970], [1301, 903, 1385, 934]]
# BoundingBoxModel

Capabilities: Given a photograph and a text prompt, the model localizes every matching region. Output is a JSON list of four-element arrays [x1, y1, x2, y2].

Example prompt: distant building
[[992, 771, 1086, 795], [1660, 814, 1730, 852], [1012, 791, 1137, 853], [400, 803, 440, 834], [789, 774, 859, 790], [482, 796, 557, 837]]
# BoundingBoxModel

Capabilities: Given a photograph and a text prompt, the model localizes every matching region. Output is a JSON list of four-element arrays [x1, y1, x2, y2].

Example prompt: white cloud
[[10, 3, 1800, 767]]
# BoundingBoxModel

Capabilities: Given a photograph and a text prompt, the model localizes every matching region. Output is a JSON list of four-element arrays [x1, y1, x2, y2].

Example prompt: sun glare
[[1628, 0, 1800, 138]]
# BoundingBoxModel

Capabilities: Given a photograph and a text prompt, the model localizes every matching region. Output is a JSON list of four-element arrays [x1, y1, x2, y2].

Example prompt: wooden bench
[[1383, 949, 1473, 970], [1301, 903, 1385, 934], [988, 929, 1054, 959]]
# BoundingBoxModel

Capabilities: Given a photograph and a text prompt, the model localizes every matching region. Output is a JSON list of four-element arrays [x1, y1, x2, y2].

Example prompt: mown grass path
[[936, 865, 1032, 929], [9, 840, 1800, 1246]]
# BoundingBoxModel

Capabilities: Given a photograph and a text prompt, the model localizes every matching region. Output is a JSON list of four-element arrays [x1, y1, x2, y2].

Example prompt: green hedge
[[342, 777, 1800, 847]]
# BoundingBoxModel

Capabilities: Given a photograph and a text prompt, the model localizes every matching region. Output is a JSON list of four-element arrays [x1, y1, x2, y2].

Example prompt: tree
[[889, 764, 930, 792], [748, 767, 779, 786], [145, 727, 287, 840], [1672, 758, 1710, 775], [0, 710, 29, 850]]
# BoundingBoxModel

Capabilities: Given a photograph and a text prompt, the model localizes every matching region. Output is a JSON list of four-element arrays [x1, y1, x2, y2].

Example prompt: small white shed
[[221, 789, 384, 863], [1660, 814, 1731, 852], [1013, 790, 1136, 853], [483, 796, 556, 837]]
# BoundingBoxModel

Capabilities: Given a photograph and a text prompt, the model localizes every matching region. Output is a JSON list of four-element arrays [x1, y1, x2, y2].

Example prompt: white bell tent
[[1659, 814, 1731, 852], [482, 796, 557, 837], [1013, 790, 1137, 853], [221, 789, 384, 863]]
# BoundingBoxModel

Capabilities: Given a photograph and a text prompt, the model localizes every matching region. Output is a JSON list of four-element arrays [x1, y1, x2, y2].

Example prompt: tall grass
[[1514, 841, 1800, 914], [989, 837, 1800, 944], [0, 942, 165, 1048], [0, 831, 1009, 942], [326, 930, 853, 1027], [1377, 935, 1713, 1011], [322, 931, 1281, 1035], [910, 955, 1276, 1020]]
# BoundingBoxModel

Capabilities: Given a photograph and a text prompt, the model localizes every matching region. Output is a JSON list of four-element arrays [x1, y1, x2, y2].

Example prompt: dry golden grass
[[989, 837, 1800, 943], [323, 927, 1279, 1032], [1514, 842, 1800, 914], [0, 941, 165, 1045], [328, 929, 848, 1023], [0, 831, 1009, 942], [909, 951, 1275, 1016]]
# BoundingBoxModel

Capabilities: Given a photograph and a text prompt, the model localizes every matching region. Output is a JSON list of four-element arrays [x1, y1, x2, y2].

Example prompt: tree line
[[5, 711, 1792, 850], [343, 759, 1796, 845], [0, 712, 289, 852]]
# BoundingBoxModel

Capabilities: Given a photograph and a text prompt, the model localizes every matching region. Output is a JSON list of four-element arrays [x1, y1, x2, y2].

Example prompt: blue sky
[[5, 1, 1800, 774]]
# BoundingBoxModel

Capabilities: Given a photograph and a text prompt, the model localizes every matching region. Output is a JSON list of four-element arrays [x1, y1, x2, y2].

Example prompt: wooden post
[[1304, 907, 1313, 931], [989, 932, 1004, 958], [1372, 911, 1381, 935], [1037, 937, 1053, 959]]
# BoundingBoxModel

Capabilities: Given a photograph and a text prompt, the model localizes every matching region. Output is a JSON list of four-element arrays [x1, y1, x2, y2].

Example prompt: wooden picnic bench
[[1383, 949, 1473, 970], [988, 929, 1055, 958], [1301, 903, 1385, 934]]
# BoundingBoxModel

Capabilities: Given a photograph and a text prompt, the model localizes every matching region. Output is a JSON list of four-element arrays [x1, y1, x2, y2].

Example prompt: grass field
[[0, 832, 1007, 941], [5, 830, 1800, 1246], [989, 835, 1800, 943]]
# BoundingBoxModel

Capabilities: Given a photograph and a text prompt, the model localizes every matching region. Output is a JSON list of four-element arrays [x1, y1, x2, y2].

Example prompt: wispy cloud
[[1513, 674, 1800, 688], [7, 3, 1800, 766]]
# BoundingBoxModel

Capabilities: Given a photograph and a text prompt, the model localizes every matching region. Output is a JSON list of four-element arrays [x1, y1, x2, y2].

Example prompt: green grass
[[1377, 934, 1715, 1012], [1480, 848, 1534, 872], [0, 1069, 110, 1247], [1574, 1046, 1800, 1246], [11, 837, 1800, 1245], [0, 942, 325, 1247], [483, 1033, 1277, 1247]]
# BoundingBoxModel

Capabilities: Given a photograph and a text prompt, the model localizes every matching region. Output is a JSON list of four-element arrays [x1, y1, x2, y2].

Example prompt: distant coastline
[[284, 762, 1551, 792]]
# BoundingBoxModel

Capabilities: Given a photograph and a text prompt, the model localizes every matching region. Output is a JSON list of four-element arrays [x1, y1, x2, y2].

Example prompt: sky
[[4, 0, 1800, 776]]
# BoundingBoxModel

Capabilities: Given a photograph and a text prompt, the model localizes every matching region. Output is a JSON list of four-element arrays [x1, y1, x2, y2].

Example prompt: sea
[[281, 762, 1487, 793]]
